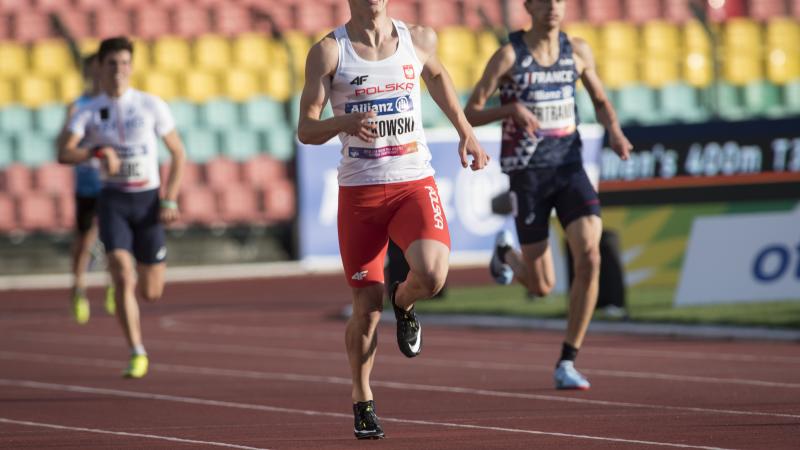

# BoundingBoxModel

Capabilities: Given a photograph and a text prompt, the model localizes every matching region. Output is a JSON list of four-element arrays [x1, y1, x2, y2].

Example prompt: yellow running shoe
[[71, 292, 90, 325], [123, 354, 149, 379], [104, 285, 116, 315]]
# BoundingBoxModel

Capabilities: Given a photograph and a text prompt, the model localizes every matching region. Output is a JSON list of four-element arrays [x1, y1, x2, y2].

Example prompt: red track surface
[[1, 270, 798, 449]]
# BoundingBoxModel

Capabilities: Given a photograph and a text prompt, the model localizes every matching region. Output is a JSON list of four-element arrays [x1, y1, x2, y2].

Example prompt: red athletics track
[[0, 269, 798, 449]]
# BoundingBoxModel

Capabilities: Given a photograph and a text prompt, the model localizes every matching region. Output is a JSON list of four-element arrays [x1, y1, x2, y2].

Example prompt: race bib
[[107, 145, 151, 185], [532, 98, 576, 137]]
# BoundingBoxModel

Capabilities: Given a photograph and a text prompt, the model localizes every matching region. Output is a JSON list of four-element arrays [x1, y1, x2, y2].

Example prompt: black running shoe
[[390, 281, 422, 358], [353, 400, 385, 440]]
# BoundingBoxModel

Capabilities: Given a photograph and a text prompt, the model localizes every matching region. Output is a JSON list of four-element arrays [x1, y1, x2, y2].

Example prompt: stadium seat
[[54, 9, 91, 40], [723, 18, 762, 54], [178, 186, 219, 227], [598, 57, 638, 89], [0, 42, 27, 78], [198, 99, 239, 129], [204, 157, 240, 189], [242, 96, 286, 129], [623, 0, 661, 24], [575, 88, 597, 123], [58, 71, 84, 104], [767, 17, 800, 50], [11, 11, 52, 43], [160, 160, 202, 193], [714, 82, 749, 121], [153, 37, 191, 74], [659, 82, 710, 123], [210, 3, 250, 37], [462, 0, 501, 29], [242, 154, 287, 189], [0, 79, 13, 107], [750, 0, 788, 20], [194, 35, 232, 73], [642, 56, 680, 88], [216, 183, 261, 224], [744, 80, 784, 118], [17, 192, 59, 232], [182, 71, 220, 103], [132, 7, 170, 40], [219, 128, 260, 162], [14, 133, 56, 167], [33, 104, 67, 136], [130, 39, 150, 75], [233, 33, 270, 70], [563, 22, 600, 58], [263, 127, 296, 161], [223, 68, 260, 102], [564, 0, 581, 22], [683, 50, 713, 87], [139, 71, 178, 101], [600, 22, 639, 57], [439, 26, 476, 67], [784, 80, 800, 114], [18, 76, 56, 108], [282, 31, 312, 77], [792, 0, 800, 18], [684, 20, 712, 53], [0, 134, 13, 167], [418, 0, 460, 29], [0, 0, 28, 12], [93, 8, 132, 39], [585, 0, 622, 24], [766, 18, 800, 84], [613, 85, 662, 125], [0, 105, 33, 134], [387, 0, 418, 23], [260, 179, 296, 223], [181, 127, 218, 163], [475, 30, 501, 66], [0, 194, 15, 232], [172, 4, 211, 38], [262, 66, 293, 102], [55, 191, 75, 229], [295, 1, 336, 35], [767, 48, 800, 85], [35, 162, 73, 195], [1, 164, 32, 195], [642, 21, 680, 56], [31, 40, 73, 77], [167, 100, 198, 131], [722, 52, 763, 86]]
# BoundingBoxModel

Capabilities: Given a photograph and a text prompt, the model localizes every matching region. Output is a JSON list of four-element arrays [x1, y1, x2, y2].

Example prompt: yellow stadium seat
[[722, 52, 763, 86], [32, 40, 73, 77], [445, 63, 471, 92], [642, 21, 681, 56], [283, 31, 311, 75], [18, 75, 56, 108], [194, 35, 232, 73], [476, 30, 501, 61], [152, 36, 191, 74], [223, 68, 259, 101], [0, 42, 28, 78], [564, 22, 600, 57], [263, 66, 292, 102], [600, 22, 638, 57], [599, 57, 638, 89], [683, 51, 712, 87], [59, 71, 84, 103], [642, 57, 680, 87], [723, 18, 762, 55], [131, 39, 151, 74], [182, 71, 219, 103], [683, 20, 712, 53], [79, 39, 98, 57], [233, 33, 270, 70], [438, 26, 476, 67], [767, 18, 800, 51], [140, 71, 178, 100], [0, 78, 13, 106], [767, 48, 800, 84]]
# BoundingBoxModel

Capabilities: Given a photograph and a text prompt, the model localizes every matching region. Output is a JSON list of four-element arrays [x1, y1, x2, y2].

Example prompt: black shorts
[[509, 163, 601, 244], [97, 188, 166, 264], [75, 196, 98, 234]]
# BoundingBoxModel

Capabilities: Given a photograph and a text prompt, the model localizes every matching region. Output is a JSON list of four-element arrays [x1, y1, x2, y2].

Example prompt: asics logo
[[524, 212, 536, 225], [424, 186, 444, 230], [351, 270, 369, 281]]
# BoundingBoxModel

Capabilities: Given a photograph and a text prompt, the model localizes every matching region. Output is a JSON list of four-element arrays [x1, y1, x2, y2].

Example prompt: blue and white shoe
[[489, 230, 514, 285], [554, 360, 590, 390]]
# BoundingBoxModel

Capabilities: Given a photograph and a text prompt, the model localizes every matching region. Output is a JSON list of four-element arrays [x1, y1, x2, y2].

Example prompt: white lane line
[[13, 332, 800, 389], [0, 379, 737, 450], [0, 417, 268, 450], [1, 350, 797, 420]]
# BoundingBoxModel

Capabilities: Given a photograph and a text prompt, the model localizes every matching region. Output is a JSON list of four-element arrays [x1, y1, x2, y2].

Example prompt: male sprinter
[[298, 0, 489, 439], [58, 37, 186, 378], [57, 53, 116, 324], [465, 0, 632, 390]]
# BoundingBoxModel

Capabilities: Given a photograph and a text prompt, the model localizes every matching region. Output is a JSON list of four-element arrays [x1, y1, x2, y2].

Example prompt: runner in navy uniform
[[58, 37, 186, 379], [465, 0, 632, 390]]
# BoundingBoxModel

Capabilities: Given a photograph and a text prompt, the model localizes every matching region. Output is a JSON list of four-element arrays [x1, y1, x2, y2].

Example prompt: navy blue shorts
[[509, 163, 601, 245], [97, 188, 166, 264]]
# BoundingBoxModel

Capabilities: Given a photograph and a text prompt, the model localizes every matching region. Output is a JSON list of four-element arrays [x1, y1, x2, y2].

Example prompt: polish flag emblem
[[403, 64, 415, 79]]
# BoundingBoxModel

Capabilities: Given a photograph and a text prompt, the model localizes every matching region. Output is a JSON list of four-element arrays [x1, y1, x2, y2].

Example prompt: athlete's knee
[[138, 283, 164, 303], [525, 277, 555, 297], [415, 267, 447, 298], [572, 245, 601, 280]]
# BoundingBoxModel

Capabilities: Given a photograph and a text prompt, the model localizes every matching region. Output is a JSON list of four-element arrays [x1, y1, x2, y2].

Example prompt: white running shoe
[[554, 361, 590, 390], [489, 230, 514, 285]]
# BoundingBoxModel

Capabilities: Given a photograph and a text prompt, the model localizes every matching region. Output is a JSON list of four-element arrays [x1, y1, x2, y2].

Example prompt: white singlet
[[68, 88, 175, 193], [330, 19, 434, 186]]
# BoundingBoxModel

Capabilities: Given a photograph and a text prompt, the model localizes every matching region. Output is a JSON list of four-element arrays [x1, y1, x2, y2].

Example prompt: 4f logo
[[350, 75, 368, 85]]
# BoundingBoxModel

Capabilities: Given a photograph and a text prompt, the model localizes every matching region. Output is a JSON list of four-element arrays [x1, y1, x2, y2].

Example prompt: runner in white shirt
[[297, 0, 489, 439], [58, 36, 186, 379]]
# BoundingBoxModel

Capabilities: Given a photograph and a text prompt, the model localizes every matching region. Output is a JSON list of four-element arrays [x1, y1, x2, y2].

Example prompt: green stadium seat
[[743, 80, 784, 118], [0, 135, 14, 167], [613, 85, 662, 126], [242, 96, 285, 129], [713, 82, 749, 121], [575, 88, 597, 124], [181, 127, 219, 163], [33, 104, 67, 136], [219, 128, 260, 161], [0, 106, 33, 134], [420, 92, 447, 128], [263, 127, 295, 161], [167, 100, 198, 131], [198, 99, 239, 129], [13, 132, 56, 167], [659, 82, 710, 123], [783, 80, 800, 115]]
